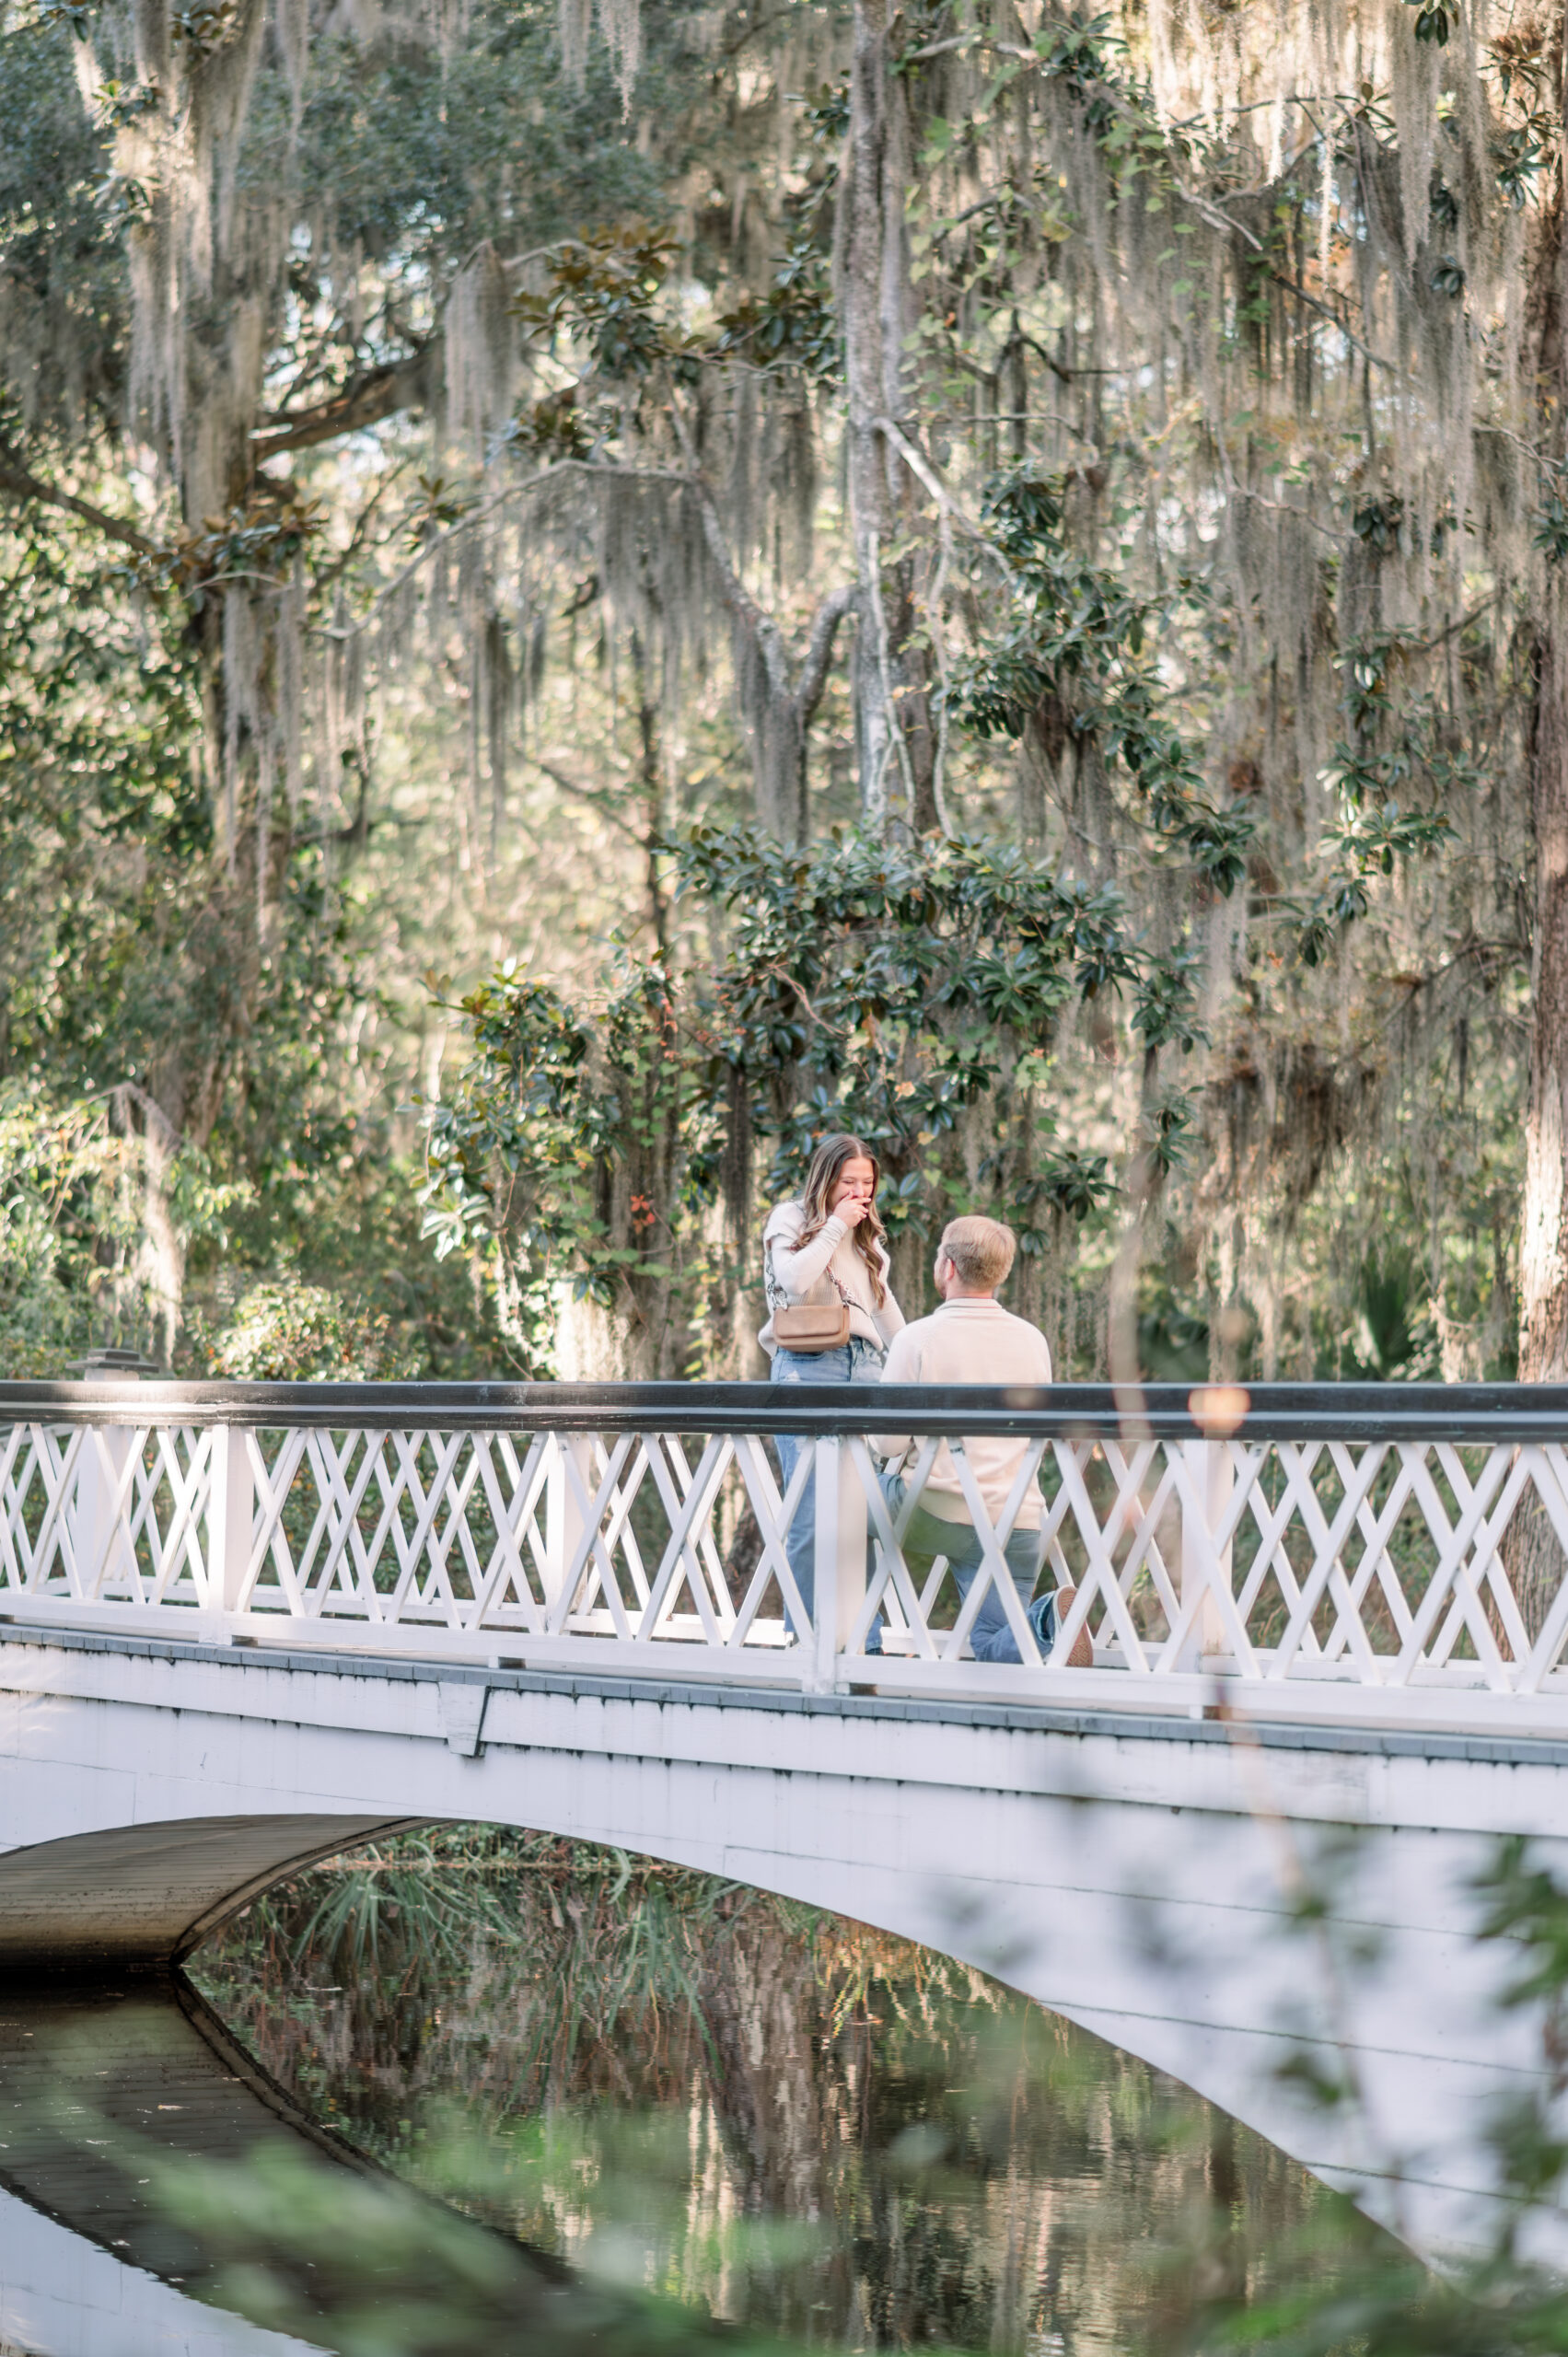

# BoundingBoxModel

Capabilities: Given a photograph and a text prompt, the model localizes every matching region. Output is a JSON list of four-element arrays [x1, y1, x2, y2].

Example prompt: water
[[0, 1833, 1354, 2355]]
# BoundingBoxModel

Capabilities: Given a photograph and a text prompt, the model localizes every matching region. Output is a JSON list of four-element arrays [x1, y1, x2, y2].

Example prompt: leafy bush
[[203, 1278, 422, 1382], [0, 1083, 146, 1374]]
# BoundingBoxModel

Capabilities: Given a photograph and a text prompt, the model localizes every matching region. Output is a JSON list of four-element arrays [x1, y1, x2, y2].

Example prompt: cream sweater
[[759, 1202, 906, 1356], [876, 1297, 1052, 1525]]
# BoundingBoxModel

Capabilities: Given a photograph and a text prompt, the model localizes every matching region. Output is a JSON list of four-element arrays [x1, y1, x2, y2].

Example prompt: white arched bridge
[[6, 1374, 1568, 2274]]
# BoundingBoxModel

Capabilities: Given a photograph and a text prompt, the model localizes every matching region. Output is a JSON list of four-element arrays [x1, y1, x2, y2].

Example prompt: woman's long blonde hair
[[795, 1132, 888, 1307]]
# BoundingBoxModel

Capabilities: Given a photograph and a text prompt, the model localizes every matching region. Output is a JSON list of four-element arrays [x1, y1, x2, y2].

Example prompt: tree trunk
[[1514, 125, 1568, 1634], [629, 628, 669, 954], [699, 1914, 830, 2219], [1515, 603, 1568, 1632], [842, 0, 937, 835], [1523, 603, 1568, 1399]]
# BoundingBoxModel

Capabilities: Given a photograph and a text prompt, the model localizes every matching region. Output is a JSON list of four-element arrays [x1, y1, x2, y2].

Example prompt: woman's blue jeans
[[770, 1341, 884, 1634]]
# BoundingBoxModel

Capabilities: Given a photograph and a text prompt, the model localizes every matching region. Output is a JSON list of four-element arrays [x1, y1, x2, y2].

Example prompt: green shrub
[[205, 1279, 421, 1382]]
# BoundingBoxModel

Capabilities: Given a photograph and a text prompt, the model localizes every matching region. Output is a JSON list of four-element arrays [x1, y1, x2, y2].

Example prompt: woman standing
[[761, 1133, 905, 1633]]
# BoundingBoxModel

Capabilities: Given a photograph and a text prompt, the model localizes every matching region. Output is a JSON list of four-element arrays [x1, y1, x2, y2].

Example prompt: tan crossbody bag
[[772, 1296, 853, 1353], [770, 1248, 854, 1353]]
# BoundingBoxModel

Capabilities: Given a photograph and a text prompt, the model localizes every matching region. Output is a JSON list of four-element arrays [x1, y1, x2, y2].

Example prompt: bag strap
[[764, 1231, 858, 1318]]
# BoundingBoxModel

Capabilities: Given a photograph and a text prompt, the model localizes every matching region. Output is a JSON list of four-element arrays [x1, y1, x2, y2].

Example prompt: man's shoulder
[[989, 1302, 1050, 1344], [991, 1304, 1052, 1361], [945, 1299, 1051, 1374]]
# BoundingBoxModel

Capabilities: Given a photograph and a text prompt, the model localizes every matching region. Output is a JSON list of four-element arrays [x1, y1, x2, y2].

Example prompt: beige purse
[[770, 1245, 854, 1353], [772, 1297, 853, 1353]]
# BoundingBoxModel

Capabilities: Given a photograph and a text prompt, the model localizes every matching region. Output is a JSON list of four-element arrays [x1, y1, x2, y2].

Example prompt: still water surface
[[0, 1833, 1349, 2355]]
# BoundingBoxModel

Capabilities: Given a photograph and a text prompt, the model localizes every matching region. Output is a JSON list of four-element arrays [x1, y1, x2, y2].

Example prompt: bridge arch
[[1, 1621, 1558, 2269]]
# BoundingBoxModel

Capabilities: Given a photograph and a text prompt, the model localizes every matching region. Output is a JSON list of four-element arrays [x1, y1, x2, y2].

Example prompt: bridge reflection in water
[[0, 1907, 1342, 2357], [5, 1378, 1568, 2274]]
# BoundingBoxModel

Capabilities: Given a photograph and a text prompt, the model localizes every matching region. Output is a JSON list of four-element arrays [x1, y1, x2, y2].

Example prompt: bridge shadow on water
[[0, 1970, 667, 2356]]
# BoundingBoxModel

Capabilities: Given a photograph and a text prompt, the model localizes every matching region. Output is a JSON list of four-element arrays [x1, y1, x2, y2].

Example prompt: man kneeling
[[875, 1215, 1078, 1664]]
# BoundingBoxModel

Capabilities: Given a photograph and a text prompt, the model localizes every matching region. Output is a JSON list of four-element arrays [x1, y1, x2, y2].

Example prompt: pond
[[0, 1829, 1367, 2355]]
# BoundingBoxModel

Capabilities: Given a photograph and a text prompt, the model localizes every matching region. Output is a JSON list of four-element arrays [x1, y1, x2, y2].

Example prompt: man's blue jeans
[[771, 1340, 884, 1631], [877, 1472, 1046, 1663]]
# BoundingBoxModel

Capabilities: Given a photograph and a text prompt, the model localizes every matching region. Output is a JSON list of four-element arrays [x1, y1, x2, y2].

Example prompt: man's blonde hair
[[940, 1215, 1016, 1292]]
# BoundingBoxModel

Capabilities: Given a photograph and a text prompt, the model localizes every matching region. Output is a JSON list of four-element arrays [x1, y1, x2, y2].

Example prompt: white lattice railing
[[6, 1379, 1568, 1732]]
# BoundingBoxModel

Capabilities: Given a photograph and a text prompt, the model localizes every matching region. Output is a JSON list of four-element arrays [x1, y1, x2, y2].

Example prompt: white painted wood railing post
[[811, 1436, 867, 1692], [69, 1422, 132, 1596], [1179, 1439, 1234, 1669], [207, 1427, 254, 1616], [544, 1434, 594, 1615]]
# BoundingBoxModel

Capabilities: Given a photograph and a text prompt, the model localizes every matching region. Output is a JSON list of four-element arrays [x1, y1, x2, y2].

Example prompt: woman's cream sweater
[[759, 1201, 906, 1356]]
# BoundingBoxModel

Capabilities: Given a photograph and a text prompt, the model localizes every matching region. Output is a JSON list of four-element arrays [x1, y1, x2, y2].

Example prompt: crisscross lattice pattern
[[848, 1434, 1568, 1699], [6, 1412, 1568, 1725]]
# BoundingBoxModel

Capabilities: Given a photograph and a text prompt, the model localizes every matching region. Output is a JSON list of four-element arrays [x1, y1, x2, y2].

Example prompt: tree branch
[[312, 459, 413, 596], [2, 351, 433, 557], [252, 239, 575, 466], [112, 1079, 180, 1152], [526, 755, 647, 842], [0, 458, 156, 555], [315, 461, 685, 644], [875, 417, 1016, 581], [926, 35, 1398, 377], [251, 348, 435, 459], [794, 584, 856, 723]]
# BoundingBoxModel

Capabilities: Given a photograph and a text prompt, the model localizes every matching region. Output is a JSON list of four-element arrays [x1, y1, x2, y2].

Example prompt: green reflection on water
[[188, 1828, 1349, 2354]]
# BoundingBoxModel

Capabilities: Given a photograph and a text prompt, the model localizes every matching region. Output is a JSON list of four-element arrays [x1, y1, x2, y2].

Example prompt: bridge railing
[[6, 1379, 1568, 1730]]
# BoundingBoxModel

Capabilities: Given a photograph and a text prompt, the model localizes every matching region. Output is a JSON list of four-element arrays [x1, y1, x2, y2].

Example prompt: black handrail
[[4, 1377, 1568, 1443]]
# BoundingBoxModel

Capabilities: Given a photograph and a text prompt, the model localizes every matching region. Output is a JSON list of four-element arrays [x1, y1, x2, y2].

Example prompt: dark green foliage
[[715, 233, 841, 379], [512, 226, 685, 383], [1295, 632, 1463, 965], [1353, 1247, 1421, 1376], [421, 953, 695, 1341], [0, 508, 204, 1075], [1535, 482, 1568, 565], [1035, 7, 1134, 135], [191, 1276, 422, 1378], [953, 469, 1255, 894], [219, 1828, 754, 2052], [1408, 0, 1453, 44], [0, 17, 123, 435], [244, 1, 689, 316], [1350, 498, 1403, 554]]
